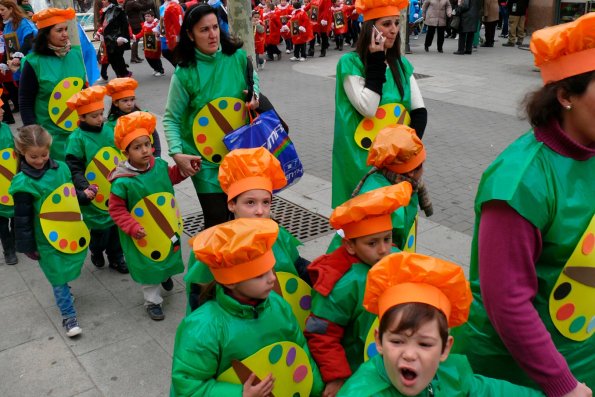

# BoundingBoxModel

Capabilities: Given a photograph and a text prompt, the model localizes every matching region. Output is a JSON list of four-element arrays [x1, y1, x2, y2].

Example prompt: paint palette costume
[[49, 77, 84, 132], [354, 104, 411, 150], [275, 272, 312, 331], [85, 147, 125, 211], [0, 148, 17, 207]]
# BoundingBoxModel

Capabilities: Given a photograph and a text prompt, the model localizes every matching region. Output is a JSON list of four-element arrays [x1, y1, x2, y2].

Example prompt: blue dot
[[198, 116, 209, 127], [102, 150, 110, 160], [1, 151, 9, 160], [407, 235, 414, 248], [157, 196, 166, 206], [134, 208, 144, 217], [393, 106, 402, 117], [218, 99, 228, 110], [87, 172, 96, 181], [49, 231, 58, 242], [64, 120, 72, 129], [367, 342, 378, 359]]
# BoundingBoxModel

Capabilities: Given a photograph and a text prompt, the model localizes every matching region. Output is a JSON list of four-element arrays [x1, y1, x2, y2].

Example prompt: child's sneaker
[[91, 252, 105, 268], [108, 257, 129, 274], [146, 304, 165, 321], [286, 49, 291, 54], [161, 277, 174, 291], [289, 56, 298, 61], [94, 77, 108, 85], [63, 317, 82, 337], [298, 57, 306, 62], [154, 71, 165, 77]]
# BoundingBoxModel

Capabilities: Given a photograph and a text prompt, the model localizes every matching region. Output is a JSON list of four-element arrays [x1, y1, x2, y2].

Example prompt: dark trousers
[[458, 31, 474, 53], [265, 44, 281, 59], [197, 193, 231, 229], [161, 48, 176, 67], [293, 43, 306, 58], [483, 20, 498, 45], [499, 5, 509, 35], [108, 47, 129, 77], [308, 32, 328, 53], [146, 57, 165, 73], [425, 25, 445, 50], [100, 63, 109, 80], [90, 225, 123, 261], [0, 216, 15, 254], [284, 37, 293, 51]]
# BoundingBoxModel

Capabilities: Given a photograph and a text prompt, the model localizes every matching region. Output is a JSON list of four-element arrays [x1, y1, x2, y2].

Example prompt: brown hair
[[0, 0, 28, 28], [378, 302, 449, 352], [14, 125, 52, 157], [523, 71, 595, 128]]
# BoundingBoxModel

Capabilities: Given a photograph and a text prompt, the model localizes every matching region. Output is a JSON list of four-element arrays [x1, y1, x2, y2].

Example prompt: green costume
[[110, 158, 184, 285], [9, 161, 88, 286], [327, 173, 419, 253], [65, 125, 122, 230], [163, 48, 259, 194], [0, 123, 16, 218], [338, 353, 546, 396], [23, 48, 87, 161], [171, 285, 324, 396], [451, 132, 595, 389], [332, 52, 413, 208]]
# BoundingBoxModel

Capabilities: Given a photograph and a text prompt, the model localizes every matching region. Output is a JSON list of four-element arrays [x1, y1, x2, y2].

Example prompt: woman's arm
[[163, 73, 189, 156], [18, 61, 39, 125], [409, 76, 427, 138], [342, 51, 386, 118]]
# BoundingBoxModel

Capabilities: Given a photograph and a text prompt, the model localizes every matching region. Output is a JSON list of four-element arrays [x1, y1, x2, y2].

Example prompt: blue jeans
[[499, 5, 509, 35], [52, 284, 76, 319]]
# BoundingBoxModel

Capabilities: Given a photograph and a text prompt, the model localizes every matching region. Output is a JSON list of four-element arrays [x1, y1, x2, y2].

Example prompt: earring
[[565, 105, 572, 110]]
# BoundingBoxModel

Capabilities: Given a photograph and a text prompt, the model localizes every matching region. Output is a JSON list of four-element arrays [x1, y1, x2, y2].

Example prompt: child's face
[[228, 189, 272, 219], [144, 14, 154, 22], [375, 316, 453, 396], [24, 146, 50, 170], [344, 229, 392, 266], [252, 14, 260, 24], [81, 109, 104, 128], [124, 135, 152, 169], [115, 97, 136, 114], [226, 269, 276, 300]]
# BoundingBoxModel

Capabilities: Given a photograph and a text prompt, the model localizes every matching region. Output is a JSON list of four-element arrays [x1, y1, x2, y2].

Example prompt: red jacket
[[134, 19, 162, 59], [163, 0, 183, 50], [276, 3, 294, 39], [253, 21, 266, 54], [305, 0, 332, 34], [263, 10, 281, 45], [288, 8, 313, 45], [331, 4, 353, 35]]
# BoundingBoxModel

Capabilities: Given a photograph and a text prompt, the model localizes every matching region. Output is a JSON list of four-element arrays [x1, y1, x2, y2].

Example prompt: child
[[65, 86, 128, 274], [134, 10, 165, 77], [337, 251, 546, 396], [171, 218, 324, 396], [276, 0, 294, 53], [330, 0, 354, 50], [263, 3, 282, 61], [251, 11, 266, 70], [185, 147, 311, 314], [0, 91, 17, 265], [104, 77, 161, 157], [305, 182, 413, 396], [108, 111, 200, 320], [287, 0, 313, 61], [10, 125, 96, 337]]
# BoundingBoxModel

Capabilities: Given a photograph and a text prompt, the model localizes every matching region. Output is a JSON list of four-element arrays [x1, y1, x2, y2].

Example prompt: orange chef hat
[[330, 182, 412, 239], [66, 86, 107, 116], [114, 111, 156, 151], [367, 125, 426, 174], [530, 13, 595, 84], [192, 218, 279, 284], [32, 7, 75, 29], [364, 252, 472, 327], [105, 77, 139, 101], [355, 0, 408, 21], [218, 147, 287, 202]]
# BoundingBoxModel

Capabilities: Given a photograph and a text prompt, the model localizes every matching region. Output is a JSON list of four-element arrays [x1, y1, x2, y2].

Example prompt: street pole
[[227, 0, 256, 68]]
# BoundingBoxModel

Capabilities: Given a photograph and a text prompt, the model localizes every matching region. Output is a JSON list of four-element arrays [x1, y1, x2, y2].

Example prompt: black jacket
[[458, 0, 482, 32], [101, 4, 131, 53], [506, 0, 528, 16]]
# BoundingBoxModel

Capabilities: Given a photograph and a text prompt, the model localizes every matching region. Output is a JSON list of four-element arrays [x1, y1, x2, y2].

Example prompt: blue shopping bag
[[223, 110, 304, 190]]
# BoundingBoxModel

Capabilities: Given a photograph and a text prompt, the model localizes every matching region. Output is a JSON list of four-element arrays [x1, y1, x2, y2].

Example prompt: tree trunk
[[227, 0, 256, 69]]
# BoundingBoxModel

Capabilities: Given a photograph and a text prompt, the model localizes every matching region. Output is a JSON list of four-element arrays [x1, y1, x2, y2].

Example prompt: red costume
[[305, 0, 332, 34], [263, 10, 281, 46], [288, 7, 313, 44], [253, 20, 266, 54], [134, 19, 161, 60], [163, 0, 183, 50], [331, 4, 354, 35], [276, 3, 294, 40]]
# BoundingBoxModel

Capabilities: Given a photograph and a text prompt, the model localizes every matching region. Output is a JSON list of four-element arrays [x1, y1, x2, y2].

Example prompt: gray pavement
[[0, 31, 539, 396]]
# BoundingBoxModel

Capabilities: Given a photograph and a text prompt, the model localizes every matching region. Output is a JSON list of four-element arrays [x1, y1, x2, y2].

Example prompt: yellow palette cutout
[[0, 148, 17, 207], [364, 317, 380, 361], [277, 272, 312, 331], [49, 77, 84, 132], [404, 214, 418, 253], [354, 103, 411, 150], [85, 147, 125, 211]]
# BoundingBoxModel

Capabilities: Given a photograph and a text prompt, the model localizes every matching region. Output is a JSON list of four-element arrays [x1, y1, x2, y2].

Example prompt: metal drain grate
[[182, 196, 334, 242], [413, 72, 432, 80]]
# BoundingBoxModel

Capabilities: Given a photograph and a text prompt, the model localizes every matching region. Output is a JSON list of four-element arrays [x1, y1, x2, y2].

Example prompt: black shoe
[[146, 304, 165, 321], [464, 50, 472, 54], [108, 257, 129, 274], [481, 43, 494, 47], [424, 46, 429, 52], [437, 48, 443, 53], [319, 49, 326, 57], [453, 51, 465, 55], [91, 252, 105, 268], [266, 56, 274, 61], [307, 50, 314, 57], [161, 277, 174, 291], [502, 42, 515, 47], [4, 250, 17, 265]]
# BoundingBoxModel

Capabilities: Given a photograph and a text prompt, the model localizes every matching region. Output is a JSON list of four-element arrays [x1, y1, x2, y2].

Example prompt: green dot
[[293, 393, 301, 397], [52, 193, 61, 204], [285, 277, 298, 294], [102, 150, 110, 160], [51, 107, 60, 115], [73, 80, 79, 86], [157, 196, 166, 206], [268, 344, 283, 364], [569, 316, 586, 333]]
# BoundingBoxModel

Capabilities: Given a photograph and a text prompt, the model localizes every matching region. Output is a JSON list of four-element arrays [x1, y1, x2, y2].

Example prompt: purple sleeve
[[478, 200, 578, 397]]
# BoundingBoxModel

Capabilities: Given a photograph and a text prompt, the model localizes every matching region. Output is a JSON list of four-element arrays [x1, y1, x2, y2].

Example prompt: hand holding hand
[[322, 378, 346, 397], [172, 153, 200, 178], [84, 185, 98, 200], [242, 373, 275, 397]]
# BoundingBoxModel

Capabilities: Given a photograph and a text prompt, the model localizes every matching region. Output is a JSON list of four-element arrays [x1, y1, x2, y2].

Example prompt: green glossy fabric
[[451, 132, 595, 389], [9, 161, 87, 286], [327, 173, 419, 253], [110, 158, 184, 284], [332, 52, 413, 208], [338, 353, 546, 396], [0, 122, 16, 218], [65, 125, 119, 230], [171, 285, 324, 396], [23, 48, 86, 161]]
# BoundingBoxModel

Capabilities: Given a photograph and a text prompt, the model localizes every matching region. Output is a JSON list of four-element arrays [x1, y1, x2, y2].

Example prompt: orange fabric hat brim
[[209, 249, 276, 284], [342, 214, 393, 239], [364, 6, 401, 20], [539, 47, 595, 84], [227, 176, 273, 202], [76, 101, 104, 117], [386, 146, 427, 174], [111, 89, 136, 101], [119, 128, 151, 151], [378, 282, 452, 323]]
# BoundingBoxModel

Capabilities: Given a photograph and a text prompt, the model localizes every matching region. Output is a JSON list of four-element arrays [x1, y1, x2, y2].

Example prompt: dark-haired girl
[[331, 2, 427, 208], [163, 4, 259, 229]]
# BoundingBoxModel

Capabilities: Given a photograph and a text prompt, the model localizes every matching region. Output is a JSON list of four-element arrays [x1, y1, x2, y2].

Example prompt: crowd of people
[[0, 0, 593, 396]]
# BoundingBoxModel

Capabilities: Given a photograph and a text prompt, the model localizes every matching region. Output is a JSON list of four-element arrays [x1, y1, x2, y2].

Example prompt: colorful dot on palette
[[70, 241, 78, 251], [102, 151, 110, 160], [1, 196, 8, 203], [198, 117, 209, 127], [54, 92, 61, 100], [212, 154, 222, 163], [569, 316, 586, 333], [59, 239, 68, 249], [87, 172, 97, 181], [134, 208, 144, 217], [218, 99, 228, 109], [49, 231, 58, 242], [268, 344, 283, 364], [407, 235, 415, 249], [52, 193, 61, 204], [63, 81, 70, 88], [360, 137, 372, 149], [553, 282, 571, 300], [95, 194, 104, 203], [367, 342, 378, 359], [556, 303, 575, 321], [362, 119, 374, 131], [78, 237, 87, 246], [138, 238, 147, 247], [71, 187, 76, 196], [286, 346, 296, 366], [73, 80, 79, 86], [234, 102, 242, 111], [64, 121, 73, 129], [52, 107, 60, 115], [157, 196, 166, 206], [285, 278, 298, 294], [587, 316, 595, 334], [203, 147, 213, 156], [114, 156, 120, 165], [375, 108, 386, 119], [292, 393, 301, 397], [196, 134, 207, 144], [299, 295, 311, 310], [582, 233, 594, 255], [171, 198, 176, 208], [394, 106, 402, 117], [63, 186, 70, 196], [151, 250, 161, 260], [293, 365, 308, 383], [2, 151, 9, 160]]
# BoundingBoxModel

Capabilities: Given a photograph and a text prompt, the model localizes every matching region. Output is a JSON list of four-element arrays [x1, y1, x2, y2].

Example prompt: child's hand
[[322, 378, 346, 397], [133, 227, 147, 239], [84, 185, 98, 200], [190, 156, 202, 172], [172, 153, 201, 178], [242, 373, 274, 397]]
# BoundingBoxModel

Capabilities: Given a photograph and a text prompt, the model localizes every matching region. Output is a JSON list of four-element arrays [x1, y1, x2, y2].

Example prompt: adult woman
[[100, 0, 131, 78], [19, 7, 86, 160], [452, 0, 480, 54], [422, 0, 451, 52], [452, 13, 595, 397], [331, 0, 427, 208], [163, 4, 259, 228]]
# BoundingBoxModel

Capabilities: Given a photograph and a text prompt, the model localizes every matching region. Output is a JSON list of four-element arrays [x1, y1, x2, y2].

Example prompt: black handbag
[[450, 12, 461, 30]]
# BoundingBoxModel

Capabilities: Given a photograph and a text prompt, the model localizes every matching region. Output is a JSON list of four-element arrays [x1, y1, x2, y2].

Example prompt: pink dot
[[1, 195, 8, 203], [71, 187, 76, 196], [63, 81, 70, 89], [293, 365, 308, 383], [556, 303, 575, 321]]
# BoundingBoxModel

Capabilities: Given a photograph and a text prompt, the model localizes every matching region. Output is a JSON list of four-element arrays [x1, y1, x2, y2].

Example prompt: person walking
[[453, 0, 481, 54], [100, 0, 132, 77], [124, 0, 156, 63], [422, 0, 452, 52]]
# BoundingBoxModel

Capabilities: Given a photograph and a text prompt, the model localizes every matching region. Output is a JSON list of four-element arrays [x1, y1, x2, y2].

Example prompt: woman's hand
[[242, 373, 274, 397], [173, 153, 201, 178], [368, 27, 385, 53], [243, 90, 260, 110], [562, 383, 592, 397]]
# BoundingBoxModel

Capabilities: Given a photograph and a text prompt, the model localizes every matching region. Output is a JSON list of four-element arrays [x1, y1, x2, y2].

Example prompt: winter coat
[[124, 0, 156, 32], [422, 0, 452, 27], [483, 0, 499, 22], [101, 4, 131, 53], [458, 0, 482, 32]]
